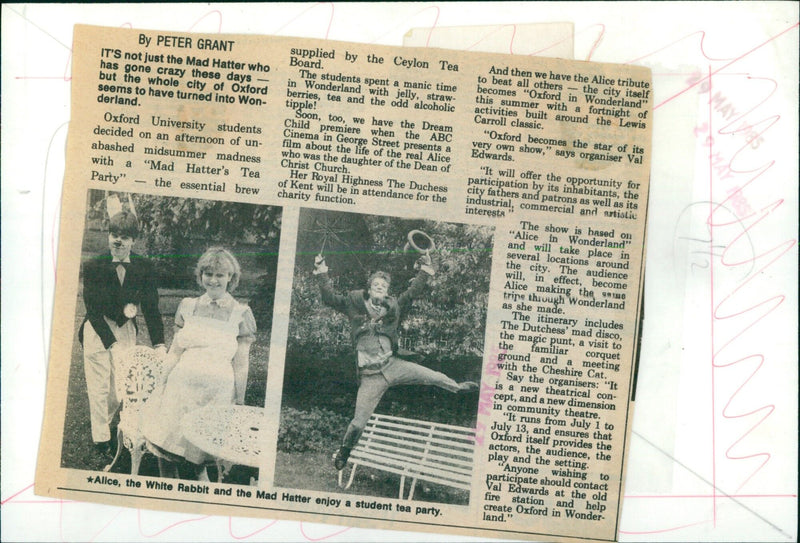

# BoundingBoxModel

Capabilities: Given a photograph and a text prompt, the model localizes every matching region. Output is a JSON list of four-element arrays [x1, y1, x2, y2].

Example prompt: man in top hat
[[79, 209, 166, 455]]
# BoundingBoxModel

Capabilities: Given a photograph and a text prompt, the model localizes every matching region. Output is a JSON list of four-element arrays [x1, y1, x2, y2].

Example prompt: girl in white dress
[[143, 247, 256, 479]]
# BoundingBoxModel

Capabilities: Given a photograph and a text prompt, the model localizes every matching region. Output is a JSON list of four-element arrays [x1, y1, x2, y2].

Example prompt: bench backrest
[[351, 413, 475, 490], [114, 345, 164, 441]]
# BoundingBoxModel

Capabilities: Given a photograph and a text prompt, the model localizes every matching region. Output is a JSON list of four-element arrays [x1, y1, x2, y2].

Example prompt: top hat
[[403, 230, 435, 254]]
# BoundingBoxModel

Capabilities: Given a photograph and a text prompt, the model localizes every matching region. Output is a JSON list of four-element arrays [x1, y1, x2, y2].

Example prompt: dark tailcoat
[[79, 253, 165, 349]]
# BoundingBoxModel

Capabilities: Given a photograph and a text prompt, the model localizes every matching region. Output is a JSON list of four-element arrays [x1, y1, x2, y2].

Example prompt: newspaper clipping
[[35, 25, 652, 542]]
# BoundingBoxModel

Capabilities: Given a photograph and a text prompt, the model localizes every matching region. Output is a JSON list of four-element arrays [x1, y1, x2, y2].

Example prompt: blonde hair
[[195, 247, 241, 292]]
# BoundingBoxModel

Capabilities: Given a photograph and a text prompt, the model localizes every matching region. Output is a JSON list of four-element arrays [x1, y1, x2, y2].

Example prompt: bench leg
[[337, 463, 358, 490], [103, 428, 124, 473], [216, 460, 234, 482], [408, 477, 418, 500], [398, 475, 419, 500], [130, 442, 144, 475]]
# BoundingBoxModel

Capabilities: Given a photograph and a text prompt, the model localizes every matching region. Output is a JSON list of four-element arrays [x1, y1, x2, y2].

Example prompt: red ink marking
[[6, 6, 72, 81], [484, 346, 502, 378], [371, 6, 440, 47], [724, 185, 755, 217], [0, 483, 34, 505], [503, 25, 517, 55], [16, 19, 132, 83], [690, 74, 779, 218], [54, 499, 125, 542], [475, 346, 506, 446], [717, 79, 779, 179], [0, 500, 66, 504], [43, 122, 68, 278], [58, 497, 66, 541], [657, 43, 797, 536], [687, 74, 775, 185], [704, 71, 794, 494], [188, 10, 223, 33], [228, 516, 278, 539], [707, 64, 717, 526], [273, 3, 335, 40], [651, 23, 799, 111], [619, 519, 713, 534], [460, 24, 518, 54], [474, 421, 487, 447], [52, 209, 60, 277], [14, 54, 73, 82], [137, 509, 210, 537], [528, 32, 575, 58], [463, 22, 578, 59], [299, 521, 351, 541], [711, 212, 793, 494], [689, 40, 798, 529], [582, 24, 606, 61], [476, 381, 496, 417], [624, 493, 797, 499], [89, 509, 124, 542], [421, 7, 441, 48], [657, 72, 749, 76], [628, 30, 728, 66]]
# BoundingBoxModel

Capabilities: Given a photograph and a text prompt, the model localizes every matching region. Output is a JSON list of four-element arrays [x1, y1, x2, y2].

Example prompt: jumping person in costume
[[313, 252, 478, 470]]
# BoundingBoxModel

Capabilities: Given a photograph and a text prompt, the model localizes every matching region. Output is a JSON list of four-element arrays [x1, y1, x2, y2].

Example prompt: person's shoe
[[457, 381, 479, 393], [333, 446, 351, 471], [93, 440, 112, 457]]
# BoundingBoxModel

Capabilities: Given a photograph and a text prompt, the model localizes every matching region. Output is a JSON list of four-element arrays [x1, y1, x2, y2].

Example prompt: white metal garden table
[[182, 404, 266, 469]]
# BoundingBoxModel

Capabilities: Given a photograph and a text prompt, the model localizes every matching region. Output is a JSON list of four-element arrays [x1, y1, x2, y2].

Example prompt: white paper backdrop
[[2, 3, 797, 541]]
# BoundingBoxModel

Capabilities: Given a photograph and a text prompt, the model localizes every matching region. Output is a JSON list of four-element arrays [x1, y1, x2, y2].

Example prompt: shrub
[[277, 407, 350, 453]]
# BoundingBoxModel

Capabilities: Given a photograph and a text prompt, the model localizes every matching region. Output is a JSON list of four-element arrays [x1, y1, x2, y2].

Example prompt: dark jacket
[[317, 270, 430, 352], [79, 253, 165, 349]]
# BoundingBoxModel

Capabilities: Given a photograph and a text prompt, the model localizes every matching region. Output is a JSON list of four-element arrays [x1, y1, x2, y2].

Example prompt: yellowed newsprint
[[35, 24, 652, 542]]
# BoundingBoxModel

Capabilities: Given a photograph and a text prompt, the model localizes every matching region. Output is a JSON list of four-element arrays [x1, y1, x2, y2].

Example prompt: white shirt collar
[[198, 292, 234, 309], [111, 257, 131, 263]]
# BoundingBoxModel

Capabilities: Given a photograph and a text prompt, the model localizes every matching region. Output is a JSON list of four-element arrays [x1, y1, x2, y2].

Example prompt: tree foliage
[[289, 209, 494, 359], [134, 195, 282, 284], [88, 191, 282, 289], [86, 191, 281, 330]]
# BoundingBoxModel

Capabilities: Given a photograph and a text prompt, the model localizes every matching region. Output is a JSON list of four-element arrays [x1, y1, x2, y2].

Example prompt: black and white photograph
[[275, 208, 494, 505], [60, 189, 282, 485]]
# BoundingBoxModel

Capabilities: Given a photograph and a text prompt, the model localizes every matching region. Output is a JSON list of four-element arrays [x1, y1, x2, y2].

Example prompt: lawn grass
[[60, 290, 270, 481], [274, 451, 469, 506]]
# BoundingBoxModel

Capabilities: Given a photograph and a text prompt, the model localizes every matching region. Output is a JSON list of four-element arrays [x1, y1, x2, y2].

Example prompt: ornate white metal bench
[[338, 413, 475, 500], [104, 345, 164, 475]]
